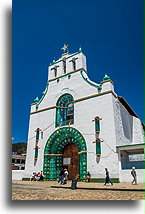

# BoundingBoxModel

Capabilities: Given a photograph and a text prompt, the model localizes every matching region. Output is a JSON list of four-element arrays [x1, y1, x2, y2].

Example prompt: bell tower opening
[[63, 143, 79, 180]]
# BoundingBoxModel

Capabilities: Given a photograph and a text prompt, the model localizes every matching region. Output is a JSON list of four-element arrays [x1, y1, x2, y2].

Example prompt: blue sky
[[12, 0, 143, 143]]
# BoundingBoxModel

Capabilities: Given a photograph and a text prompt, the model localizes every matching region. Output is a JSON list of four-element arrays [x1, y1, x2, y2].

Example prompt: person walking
[[131, 167, 137, 185], [86, 172, 91, 182], [64, 168, 69, 184], [58, 168, 65, 185], [104, 168, 113, 186]]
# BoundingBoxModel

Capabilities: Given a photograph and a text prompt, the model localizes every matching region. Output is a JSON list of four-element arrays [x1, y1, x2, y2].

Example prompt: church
[[13, 45, 144, 182]]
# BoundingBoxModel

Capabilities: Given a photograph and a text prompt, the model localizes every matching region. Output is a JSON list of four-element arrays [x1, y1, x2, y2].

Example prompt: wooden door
[[63, 143, 79, 180]]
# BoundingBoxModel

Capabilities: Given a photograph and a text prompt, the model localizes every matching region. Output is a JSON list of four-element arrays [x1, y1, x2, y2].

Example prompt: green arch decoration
[[43, 127, 87, 181]]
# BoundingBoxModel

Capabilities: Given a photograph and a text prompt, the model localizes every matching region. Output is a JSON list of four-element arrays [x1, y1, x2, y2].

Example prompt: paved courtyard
[[12, 181, 144, 200]]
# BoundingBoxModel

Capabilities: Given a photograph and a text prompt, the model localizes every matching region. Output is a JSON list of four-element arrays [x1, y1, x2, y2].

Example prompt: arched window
[[56, 94, 74, 127]]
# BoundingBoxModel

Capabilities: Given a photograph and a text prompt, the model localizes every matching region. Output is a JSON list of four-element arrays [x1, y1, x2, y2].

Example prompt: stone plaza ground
[[12, 180, 144, 200]]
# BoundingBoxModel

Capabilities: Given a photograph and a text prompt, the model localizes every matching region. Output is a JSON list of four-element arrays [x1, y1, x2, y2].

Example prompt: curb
[[51, 186, 145, 192]]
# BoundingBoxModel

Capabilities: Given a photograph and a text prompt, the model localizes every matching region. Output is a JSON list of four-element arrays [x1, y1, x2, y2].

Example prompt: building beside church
[[12, 45, 144, 182]]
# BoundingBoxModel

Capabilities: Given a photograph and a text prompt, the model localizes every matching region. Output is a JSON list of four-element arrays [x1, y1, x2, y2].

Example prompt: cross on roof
[[61, 44, 69, 53]]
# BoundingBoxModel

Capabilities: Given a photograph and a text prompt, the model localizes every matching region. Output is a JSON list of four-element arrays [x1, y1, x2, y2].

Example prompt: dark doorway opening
[[63, 143, 79, 180]]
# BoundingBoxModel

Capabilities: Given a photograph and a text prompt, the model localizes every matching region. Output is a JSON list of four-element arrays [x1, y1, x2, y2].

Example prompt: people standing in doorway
[[64, 168, 69, 184], [104, 168, 113, 186], [86, 172, 91, 182], [58, 168, 65, 185], [131, 167, 137, 185]]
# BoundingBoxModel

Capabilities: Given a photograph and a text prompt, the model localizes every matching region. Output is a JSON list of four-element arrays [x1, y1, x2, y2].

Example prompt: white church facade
[[12, 45, 144, 182]]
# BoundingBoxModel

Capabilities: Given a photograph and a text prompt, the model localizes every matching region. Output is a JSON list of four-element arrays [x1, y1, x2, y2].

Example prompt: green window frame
[[56, 94, 74, 127]]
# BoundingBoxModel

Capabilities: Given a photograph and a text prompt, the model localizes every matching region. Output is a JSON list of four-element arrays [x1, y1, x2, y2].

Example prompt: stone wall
[[113, 97, 144, 146]]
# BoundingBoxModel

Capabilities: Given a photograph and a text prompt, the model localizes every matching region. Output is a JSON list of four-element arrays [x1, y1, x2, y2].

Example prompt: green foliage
[[22, 178, 30, 181], [12, 142, 27, 154]]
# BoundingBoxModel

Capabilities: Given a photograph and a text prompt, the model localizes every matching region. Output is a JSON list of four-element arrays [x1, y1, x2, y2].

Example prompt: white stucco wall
[[113, 97, 144, 147], [12, 170, 25, 180], [120, 169, 144, 183], [132, 117, 144, 144]]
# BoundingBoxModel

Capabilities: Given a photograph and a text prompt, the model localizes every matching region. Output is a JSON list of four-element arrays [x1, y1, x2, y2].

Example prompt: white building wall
[[113, 98, 132, 146], [113, 96, 144, 147], [101, 81, 114, 93], [132, 117, 144, 144], [74, 94, 119, 178], [24, 108, 56, 177], [120, 169, 144, 183], [12, 170, 25, 180]]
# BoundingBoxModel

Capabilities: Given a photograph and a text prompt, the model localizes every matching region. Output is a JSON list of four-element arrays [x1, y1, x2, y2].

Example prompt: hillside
[[12, 142, 27, 154]]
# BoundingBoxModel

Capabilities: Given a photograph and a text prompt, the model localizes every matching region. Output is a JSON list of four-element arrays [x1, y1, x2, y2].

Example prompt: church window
[[72, 58, 76, 71], [56, 94, 74, 127], [96, 141, 101, 156], [63, 58, 66, 73], [51, 65, 59, 77], [69, 57, 78, 71], [54, 68, 57, 77], [34, 128, 41, 165]]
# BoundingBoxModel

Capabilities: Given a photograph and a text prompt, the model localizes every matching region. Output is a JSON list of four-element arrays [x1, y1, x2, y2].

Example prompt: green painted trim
[[43, 127, 87, 181], [95, 120, 100, 132], [48, 68, 87, 82], [103, 74, 110, 81], [81, 70, 102, 89], [37, 82, 49, 105], [31, 82, 49, 106], [22, 178, 30, 181], [61, 88, 69, 91], [116, 143, 144, 148], [36, 130, 39, 140], [34, 98, 39, 103], [96, 142, 101, 155]]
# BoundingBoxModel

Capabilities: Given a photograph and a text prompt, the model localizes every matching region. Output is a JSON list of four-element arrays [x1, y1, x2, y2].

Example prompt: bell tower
[[48, 44, 87, 81]]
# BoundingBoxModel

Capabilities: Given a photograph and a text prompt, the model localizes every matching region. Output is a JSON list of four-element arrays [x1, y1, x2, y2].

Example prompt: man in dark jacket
[[131, 167, 137, 184], [104, 168, 113, 186], [58, 168, 65, 185]]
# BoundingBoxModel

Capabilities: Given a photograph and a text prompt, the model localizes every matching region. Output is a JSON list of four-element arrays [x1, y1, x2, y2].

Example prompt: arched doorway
[[63, 143, 79, 180], [43, 127, 87, 181]]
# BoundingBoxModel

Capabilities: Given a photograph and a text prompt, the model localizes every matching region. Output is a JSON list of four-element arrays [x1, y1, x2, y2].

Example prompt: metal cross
[[61, 44, 69, 53]]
